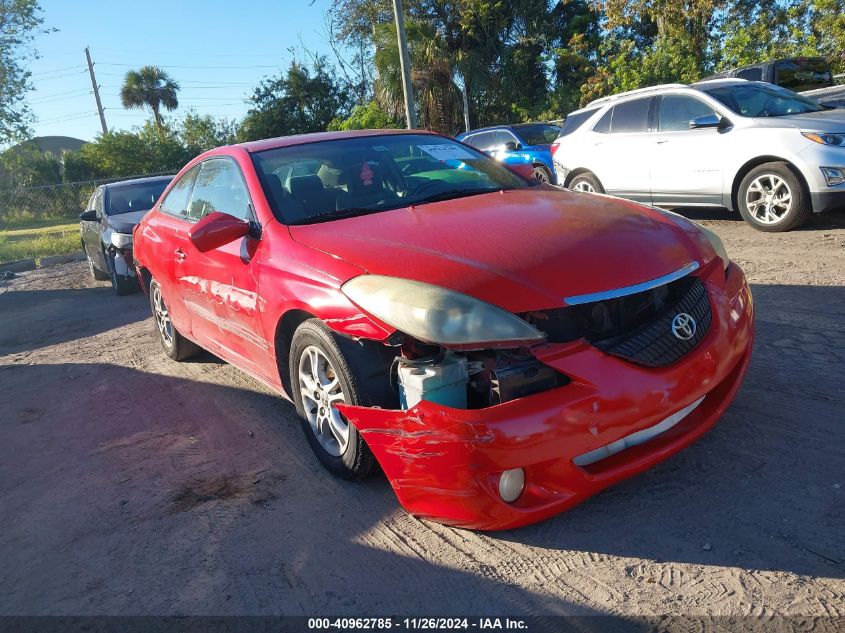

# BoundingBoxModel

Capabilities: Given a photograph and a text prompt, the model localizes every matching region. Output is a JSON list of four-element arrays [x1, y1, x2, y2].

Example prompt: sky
[[27, 0, 338, 142]]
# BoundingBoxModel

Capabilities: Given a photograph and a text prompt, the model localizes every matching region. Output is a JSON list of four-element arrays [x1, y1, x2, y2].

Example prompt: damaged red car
[[133, 130, 754, 530]]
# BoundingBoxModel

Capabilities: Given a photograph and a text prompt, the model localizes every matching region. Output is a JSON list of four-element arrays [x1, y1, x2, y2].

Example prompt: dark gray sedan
[[79, 175, 172, 294]]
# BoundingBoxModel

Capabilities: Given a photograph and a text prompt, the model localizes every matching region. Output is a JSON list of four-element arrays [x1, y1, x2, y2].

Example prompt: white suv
[[552, 79, 845, 231]]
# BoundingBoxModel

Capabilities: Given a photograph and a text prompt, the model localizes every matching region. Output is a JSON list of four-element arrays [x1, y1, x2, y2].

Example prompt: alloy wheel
[[572, 180, 595, 193], [533, 168, 550, 183], [745, 174, 793, 225], [298, 345, 349, 457], [152, 285, 173, 348]]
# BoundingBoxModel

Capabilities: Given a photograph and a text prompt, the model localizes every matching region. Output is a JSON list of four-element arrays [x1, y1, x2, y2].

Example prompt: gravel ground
[[0, 208, 843, 622]]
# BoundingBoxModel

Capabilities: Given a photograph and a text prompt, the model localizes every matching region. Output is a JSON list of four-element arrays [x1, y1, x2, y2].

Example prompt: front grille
[[523, 275, 712, 367], [594, 278, 711, 366]]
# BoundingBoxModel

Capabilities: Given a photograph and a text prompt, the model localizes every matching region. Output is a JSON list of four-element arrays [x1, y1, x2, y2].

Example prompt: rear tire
[[86, 251, 109, 281], [568, 171, 604, 194], [149, 279, 200, 361], [532, 165, 553, 183], [737, 162, 810, 232], [289, 319, 380, 480]]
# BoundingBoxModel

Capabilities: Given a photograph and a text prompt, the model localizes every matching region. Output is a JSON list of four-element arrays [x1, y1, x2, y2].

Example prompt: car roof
[[236, 129, 441, 153], [458, 122, 558, 137], [103, 175, 173, 190]]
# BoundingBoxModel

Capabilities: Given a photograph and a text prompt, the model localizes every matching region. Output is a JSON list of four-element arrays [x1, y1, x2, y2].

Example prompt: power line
[[31, 65, 85, 76], [97, 62, 280, 69], [34, 70, 88, 82]]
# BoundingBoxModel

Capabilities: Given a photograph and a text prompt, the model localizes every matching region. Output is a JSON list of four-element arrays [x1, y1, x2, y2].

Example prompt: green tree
[[77, 123, 191, 178], [238, 58, 351, 142], [1, 0, 48, 146], [328, 100, 398, 130], [178, 112, 237, 155], [120, 65, 180, 132]]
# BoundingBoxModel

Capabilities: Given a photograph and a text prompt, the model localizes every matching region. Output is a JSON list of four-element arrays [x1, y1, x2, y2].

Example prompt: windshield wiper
[[409, 187, 508, 206], [288, 206, 388, 225]]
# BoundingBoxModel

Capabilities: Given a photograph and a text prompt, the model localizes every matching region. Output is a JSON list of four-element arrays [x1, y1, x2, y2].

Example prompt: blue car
[[456, 122, 562, 183]]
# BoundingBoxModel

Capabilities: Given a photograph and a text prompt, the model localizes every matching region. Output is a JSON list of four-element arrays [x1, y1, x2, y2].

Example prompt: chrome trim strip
[[564, 261, 700, 306], [572, 395, 706, 467]]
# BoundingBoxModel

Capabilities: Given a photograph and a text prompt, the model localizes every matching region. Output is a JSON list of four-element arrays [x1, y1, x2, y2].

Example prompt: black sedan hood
[[107, 210, 148, 234]]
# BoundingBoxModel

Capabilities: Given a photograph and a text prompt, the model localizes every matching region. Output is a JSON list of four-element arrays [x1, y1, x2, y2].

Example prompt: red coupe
[[133, 130, 754, 530]]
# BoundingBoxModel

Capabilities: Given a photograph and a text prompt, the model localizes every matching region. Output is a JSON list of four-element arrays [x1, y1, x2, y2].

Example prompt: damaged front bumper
[[338, 261, 754, 530]]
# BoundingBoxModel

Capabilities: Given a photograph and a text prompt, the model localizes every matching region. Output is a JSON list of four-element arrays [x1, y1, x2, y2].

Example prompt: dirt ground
[[1, 208, 843, 620]]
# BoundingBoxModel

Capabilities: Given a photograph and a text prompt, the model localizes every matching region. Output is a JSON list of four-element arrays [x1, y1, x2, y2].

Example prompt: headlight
[[110, 232, 132, 249], [698, 224, 729, 271], [801, 131, 845, 146], [341, 275, 545, 348]]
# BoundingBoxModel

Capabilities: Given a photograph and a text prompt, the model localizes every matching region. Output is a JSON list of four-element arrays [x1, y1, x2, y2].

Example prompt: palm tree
[[373, 21, 462, 135], [120, 66, 180, 131]]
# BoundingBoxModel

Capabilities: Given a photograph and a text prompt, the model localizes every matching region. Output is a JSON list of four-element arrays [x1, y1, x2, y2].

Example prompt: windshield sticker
[[418, 144, 476, 161]]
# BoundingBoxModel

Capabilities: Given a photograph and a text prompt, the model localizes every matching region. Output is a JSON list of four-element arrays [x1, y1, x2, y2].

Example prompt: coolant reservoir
[[398, 353, 469, 409]]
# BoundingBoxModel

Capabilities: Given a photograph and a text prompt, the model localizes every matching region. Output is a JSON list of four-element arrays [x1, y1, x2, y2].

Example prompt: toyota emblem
[[671, 313, 697, 341]]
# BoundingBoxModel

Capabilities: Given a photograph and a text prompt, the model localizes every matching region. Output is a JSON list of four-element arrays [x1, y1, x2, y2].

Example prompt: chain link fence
[[0, 172, 173, 228]]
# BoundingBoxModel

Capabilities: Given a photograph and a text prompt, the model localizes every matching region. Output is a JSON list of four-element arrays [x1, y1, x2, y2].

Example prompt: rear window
[[512, 123, 561, 145], [775, 58, 833, 91], [558, 109, 598, 137], [106, 180, 170, 215]]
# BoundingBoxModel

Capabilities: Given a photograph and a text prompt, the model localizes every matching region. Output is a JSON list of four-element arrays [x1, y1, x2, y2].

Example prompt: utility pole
[[460, 74, 470, 132], [85, 47, 108, 135], [391, 0, 417, 129]]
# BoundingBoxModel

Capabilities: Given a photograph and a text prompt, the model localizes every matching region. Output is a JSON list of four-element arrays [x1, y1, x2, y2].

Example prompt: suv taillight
[[550, 142, 560, 157]]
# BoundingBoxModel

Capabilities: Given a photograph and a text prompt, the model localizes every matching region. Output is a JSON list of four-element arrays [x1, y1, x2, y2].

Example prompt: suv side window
[[658, 95, 717, 132], [160, 165, 200, 219], [497, 130, 520, 148], [560, 108, 598, 137], [610, 97, 650, 133], [187, 158, 252, 222], [472, 131, 497, 152], [593, 107, 612, 133], [737, 67, 762, 81]]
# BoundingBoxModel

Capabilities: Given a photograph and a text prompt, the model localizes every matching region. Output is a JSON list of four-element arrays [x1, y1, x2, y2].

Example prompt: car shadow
[[0, 286, 149, 356], [492, 283, 844, 579], [673, 206, 845, 230], [0, 360, 625, 621]]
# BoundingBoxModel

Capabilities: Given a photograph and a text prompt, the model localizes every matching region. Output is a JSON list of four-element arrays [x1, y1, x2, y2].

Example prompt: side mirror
[[504, 163, 536, 180], [689, 114, 721, 129], [79, 209, 97, 221], [819, 100, 840, 110], [503, 141, 518, 151], [188, 211, 251, 252]]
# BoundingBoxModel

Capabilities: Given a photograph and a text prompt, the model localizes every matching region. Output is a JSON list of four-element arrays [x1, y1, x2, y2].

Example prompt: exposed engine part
[[466, 350, 567, 408], [397, 352, 469, 410]]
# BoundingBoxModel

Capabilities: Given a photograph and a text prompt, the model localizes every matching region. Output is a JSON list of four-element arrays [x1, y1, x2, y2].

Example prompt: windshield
[[106, 180, 170, 215], [251, 134, 535, 225], [704, 83, 824, 117], [513, 123, 561, 145]]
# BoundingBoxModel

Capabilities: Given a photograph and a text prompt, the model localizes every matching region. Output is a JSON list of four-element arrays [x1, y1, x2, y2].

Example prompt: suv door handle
[[656, 138, 669, 144], [175, 248, 186, 262]]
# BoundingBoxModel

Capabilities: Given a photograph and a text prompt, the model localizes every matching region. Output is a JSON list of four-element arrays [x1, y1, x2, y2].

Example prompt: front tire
[[106, 253, 138, 296], [149, 279, 200, 361], [568, 171, 604, 194], [737, 162, 810, 232], [290, 319, 376, 479]]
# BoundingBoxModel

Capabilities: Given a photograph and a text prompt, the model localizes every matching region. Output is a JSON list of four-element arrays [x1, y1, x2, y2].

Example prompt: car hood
[[288, 189, 709, 313], [107, 210, 149, 234], [751, 109, 845, 129]]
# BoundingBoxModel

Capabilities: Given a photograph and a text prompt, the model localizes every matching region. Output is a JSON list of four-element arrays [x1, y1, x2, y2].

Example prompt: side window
[[737, 67, 762, 81], [498, 130, 520, 148], [610, 98, 650, 133], [89, 188, 104, 215], [560, 109, 598, 137], [461, 134, 478, 148], [593, 107, 612, 133], [187, 159, 251, 222], [658, 95, 717, 132], [472, 131, 497, 151], [160, 166, 199, 219]]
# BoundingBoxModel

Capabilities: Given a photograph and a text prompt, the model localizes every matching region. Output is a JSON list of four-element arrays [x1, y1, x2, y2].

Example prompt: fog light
[[498, 468, 525, 503], [820, 166, 845, 186]]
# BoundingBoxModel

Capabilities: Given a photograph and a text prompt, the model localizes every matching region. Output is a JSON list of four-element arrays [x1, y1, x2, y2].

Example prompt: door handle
[[175, 248, 186, 262], [656, 138, 669, 144]]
